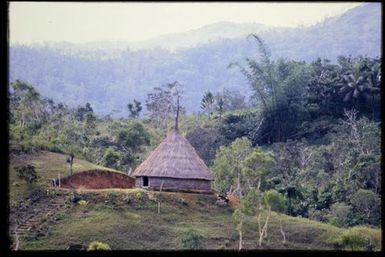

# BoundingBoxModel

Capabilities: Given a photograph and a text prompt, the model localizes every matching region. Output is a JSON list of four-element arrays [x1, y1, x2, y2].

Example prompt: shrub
[[350, 189, 381, 226], [330, 202, 354, 227], [107, 191, 118, 204], [15, 165, 38, 184], [103, 147, 121, 169], [70, 190, 81, 203], [329, 227, 375, 251], [181, 229, 204, 249], [132, 189, 148, 202], [87, 241, 111, 251], [78, 200, 88, 209], [135, 191, 145, 201], [123, 189, 149, 205], [179, 198, 188, 206]]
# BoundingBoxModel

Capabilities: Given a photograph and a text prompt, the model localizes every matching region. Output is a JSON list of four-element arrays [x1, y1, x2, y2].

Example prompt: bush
[[78, 200, 88, 209], [330, 202, 354, 227], [181, 229, 204, 249], [179, 198, 188, 206], [329, 227, 376, 251], [107, 191, 118, 204], [123, 189, 149, 205], [87, 241, 111, 251], [350, 189, 381, 226], [70, 190, 81, 203], [15, 165, 38, 184], [103, 147, 121, 169]]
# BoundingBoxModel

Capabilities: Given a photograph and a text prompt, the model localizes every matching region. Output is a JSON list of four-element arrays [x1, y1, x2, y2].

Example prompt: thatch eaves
[[133, 128, 213, 180]]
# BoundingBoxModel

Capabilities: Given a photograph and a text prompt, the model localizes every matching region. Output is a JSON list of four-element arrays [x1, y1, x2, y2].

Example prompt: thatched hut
[[133, 128, 213, 193]]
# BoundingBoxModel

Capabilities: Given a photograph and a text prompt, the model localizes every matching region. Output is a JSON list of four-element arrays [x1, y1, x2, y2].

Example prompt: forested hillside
[[9, 40, 381, 231], [8, 2, 381, 251], [9, 3, 381, 116]]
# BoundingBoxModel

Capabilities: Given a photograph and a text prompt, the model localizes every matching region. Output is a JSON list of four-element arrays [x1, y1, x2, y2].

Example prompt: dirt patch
[[56, 169, 135, 189]]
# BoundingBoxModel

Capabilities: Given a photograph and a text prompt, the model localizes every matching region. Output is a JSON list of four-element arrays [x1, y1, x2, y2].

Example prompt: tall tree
[[232, 189, 260, 250], [259, 190, 286, 246], [10, 80, 47, 127], [215, 88, 247, 112], [145, 81, 183, 131], [212, 137, 252, 197], [76, 102, 94, 122]]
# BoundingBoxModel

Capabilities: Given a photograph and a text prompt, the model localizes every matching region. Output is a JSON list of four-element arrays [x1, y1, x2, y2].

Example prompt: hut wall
[[135, 176, 211, 192]]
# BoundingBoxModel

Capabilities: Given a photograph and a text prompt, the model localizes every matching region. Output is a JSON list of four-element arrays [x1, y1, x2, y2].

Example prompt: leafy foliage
[[181, 229, 204, 249], [127, 99, 142, 118], [9, 81, 151, 172], [87, 241, 111, 251], [329, 227, 376, 251], [16, 165, 38, 184]]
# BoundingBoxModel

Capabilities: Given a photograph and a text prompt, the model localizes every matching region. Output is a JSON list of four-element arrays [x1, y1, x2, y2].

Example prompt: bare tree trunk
[[257, 178, 261, 191], [14, 224, 20, 250], [238, 221, 243, 251], [228, 185, 234, 196], [257, 205, 262, 244], [280, 215, 286, 244], [264, 218, 268, 239], [237, 171, 241, 198], [259, 207, 271, 246]]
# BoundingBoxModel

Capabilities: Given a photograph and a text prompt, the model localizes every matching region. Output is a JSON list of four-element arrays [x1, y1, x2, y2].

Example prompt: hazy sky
[[9, 2, 363, 44]]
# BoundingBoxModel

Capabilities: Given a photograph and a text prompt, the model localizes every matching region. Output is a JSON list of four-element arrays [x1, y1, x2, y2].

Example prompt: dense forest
[[9, 28, 381, 241], [9, 3, 381, 116]]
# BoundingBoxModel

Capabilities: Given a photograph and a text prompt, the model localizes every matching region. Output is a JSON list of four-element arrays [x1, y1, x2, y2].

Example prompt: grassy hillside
[[9, 151, 118, 206], [9, 151, 381, 250]]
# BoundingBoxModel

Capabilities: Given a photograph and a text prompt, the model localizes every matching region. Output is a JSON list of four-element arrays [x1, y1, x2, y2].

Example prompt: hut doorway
[[142, 176, 149, 187]]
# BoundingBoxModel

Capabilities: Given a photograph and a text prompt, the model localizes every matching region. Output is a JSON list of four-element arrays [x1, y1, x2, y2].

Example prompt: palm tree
[[228, 34, 275, 110], [367, 60, 381, 89], [366, 60, 381, 118], [338, 57, 380, 103], [201, 91, 215, 115]]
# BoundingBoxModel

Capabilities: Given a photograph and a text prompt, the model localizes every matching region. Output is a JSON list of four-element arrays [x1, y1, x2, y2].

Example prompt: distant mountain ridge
[[128, 21, 281, 51], [9, 3, 381, 116]]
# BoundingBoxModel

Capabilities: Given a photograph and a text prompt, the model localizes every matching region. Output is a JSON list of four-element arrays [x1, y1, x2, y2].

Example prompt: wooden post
[[175, 96, 180, 130], [58, 173, 61, 187], [70, 154, 74, 175], [158, 181, 164, 214]]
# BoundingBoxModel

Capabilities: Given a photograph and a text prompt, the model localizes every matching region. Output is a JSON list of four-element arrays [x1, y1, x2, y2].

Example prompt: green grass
[[9, 151, 382, 251], [19, 189, 381, 251]]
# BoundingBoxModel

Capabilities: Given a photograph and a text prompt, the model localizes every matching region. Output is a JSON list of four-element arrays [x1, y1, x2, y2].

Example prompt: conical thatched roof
[[133, 128, 213, 180]]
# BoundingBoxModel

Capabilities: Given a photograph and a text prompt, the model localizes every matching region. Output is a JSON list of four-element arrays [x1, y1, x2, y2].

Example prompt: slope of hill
[[13, 188, 382, 250], [8, 3, 381, 116], [128, 21, 277, 51], [8, 151, 382, 251], [9, 151, 118, 206], [262, 2, 382, 61]]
